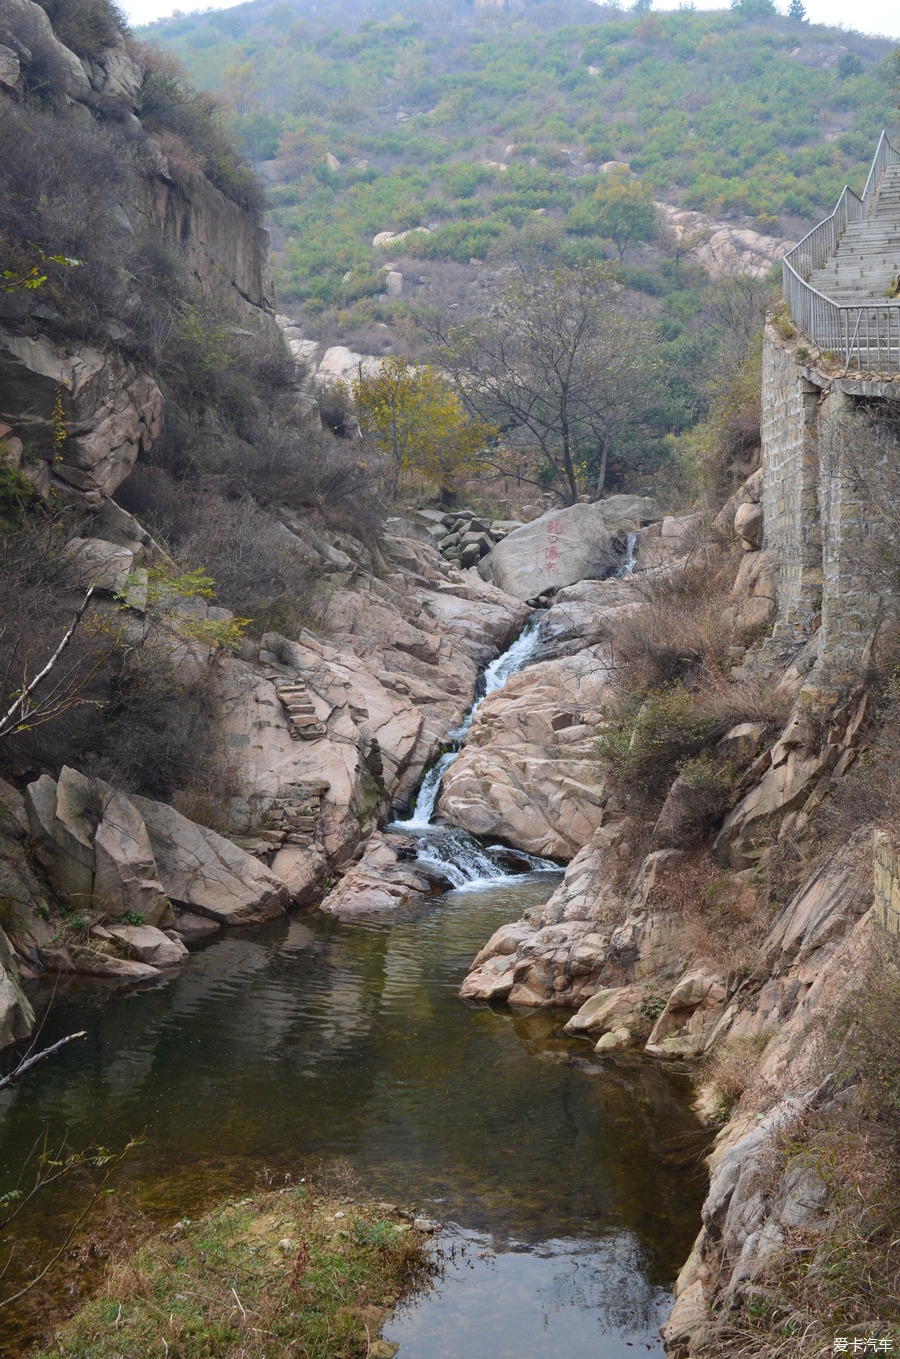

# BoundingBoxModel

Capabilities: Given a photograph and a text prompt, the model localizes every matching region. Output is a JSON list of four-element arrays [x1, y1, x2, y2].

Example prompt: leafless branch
[[0, 1031, 87, 1092], [0, 585, 95, 741]]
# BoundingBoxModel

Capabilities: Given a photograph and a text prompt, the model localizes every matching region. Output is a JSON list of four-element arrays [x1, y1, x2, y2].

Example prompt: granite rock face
[[0, 0, 275, 516], [0, 333, 163, 501], [0, 925, 35, 1051], [132, 796, 290, 927], [220, 534, 528, 874], [25, 768, 171, 926], [478, 503, 616, 601], [438, 646, 610, 859]]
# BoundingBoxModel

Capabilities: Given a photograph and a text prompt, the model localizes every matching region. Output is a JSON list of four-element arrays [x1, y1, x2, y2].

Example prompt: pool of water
[[0, 873, 708, 1354]]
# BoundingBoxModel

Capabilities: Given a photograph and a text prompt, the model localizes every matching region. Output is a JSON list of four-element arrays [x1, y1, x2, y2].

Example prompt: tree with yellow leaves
[[351, 357, 496, 500]]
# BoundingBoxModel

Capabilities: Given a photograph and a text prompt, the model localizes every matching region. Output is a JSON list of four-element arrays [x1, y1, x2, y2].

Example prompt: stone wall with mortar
[[761, 328, 900, 696], [760, 330, 823, 660]]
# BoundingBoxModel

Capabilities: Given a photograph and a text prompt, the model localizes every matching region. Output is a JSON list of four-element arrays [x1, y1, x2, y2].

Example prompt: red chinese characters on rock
[[537, 517, 564, 577]]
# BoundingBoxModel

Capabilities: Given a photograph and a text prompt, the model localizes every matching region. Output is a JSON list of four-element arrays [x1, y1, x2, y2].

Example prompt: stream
[[0, 616, 708, 1355]]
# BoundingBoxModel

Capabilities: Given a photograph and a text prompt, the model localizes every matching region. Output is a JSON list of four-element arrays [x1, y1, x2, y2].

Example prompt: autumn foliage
[[351, 356, 496, 497]]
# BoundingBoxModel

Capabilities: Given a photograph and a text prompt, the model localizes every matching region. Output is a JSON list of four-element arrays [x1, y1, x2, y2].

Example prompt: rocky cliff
[[450, 326, 900, 1353], [0, 14, 897, 1340], [0, 0, 274, 507]]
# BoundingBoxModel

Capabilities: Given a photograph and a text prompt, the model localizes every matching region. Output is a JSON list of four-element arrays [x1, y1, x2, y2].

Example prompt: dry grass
[[611, 534, 739, 693], [647, 851, 771, 981], [702, 1029, 774, 1123], [698, 932, 900, 1358]]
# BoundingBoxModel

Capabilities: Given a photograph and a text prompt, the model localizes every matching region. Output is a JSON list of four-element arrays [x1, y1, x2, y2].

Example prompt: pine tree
[[787, 0, 808, 20]]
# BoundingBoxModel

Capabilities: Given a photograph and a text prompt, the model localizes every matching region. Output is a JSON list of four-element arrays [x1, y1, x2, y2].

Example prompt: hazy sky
[[122, 0, 900, 43]]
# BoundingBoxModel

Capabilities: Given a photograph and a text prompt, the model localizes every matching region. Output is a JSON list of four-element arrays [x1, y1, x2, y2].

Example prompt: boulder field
[[0, 521, 527, 1002]]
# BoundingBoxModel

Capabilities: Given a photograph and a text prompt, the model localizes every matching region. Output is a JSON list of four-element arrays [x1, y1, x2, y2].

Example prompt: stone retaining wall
[[761, 328, 900, 697], [761, 332, 822, 656]]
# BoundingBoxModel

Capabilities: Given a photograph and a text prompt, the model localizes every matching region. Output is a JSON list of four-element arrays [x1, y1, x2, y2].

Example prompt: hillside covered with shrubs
[[143, 0, 896, 314]]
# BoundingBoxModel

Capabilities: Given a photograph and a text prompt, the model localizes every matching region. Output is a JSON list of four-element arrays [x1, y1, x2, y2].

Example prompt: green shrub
[[132, 45, 265, 213], [35, 0, 124, 58], [595, 684, 719, 794], [0, 444, 37, 534], [678, 751, 739, 796]]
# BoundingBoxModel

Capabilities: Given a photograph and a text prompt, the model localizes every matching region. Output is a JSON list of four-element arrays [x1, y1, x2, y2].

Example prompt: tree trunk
[[561, 425, 578, 505], [595, 437, 610, 499]]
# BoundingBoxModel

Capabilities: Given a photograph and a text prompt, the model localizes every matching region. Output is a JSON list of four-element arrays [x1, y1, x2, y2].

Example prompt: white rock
[[316, 346, 380, 384], [103, 924, 188, 967], [63, 537, 134, 594], [479, 502, 615, 601]]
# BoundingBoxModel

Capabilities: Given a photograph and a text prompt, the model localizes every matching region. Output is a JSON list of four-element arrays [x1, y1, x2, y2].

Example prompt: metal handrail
[[782, 130, 900, 373]]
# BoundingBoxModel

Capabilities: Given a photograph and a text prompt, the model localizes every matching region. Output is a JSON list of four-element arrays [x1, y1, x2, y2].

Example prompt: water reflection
[[388, 1228, 673, 1359], [0, 876, 708, 1352]]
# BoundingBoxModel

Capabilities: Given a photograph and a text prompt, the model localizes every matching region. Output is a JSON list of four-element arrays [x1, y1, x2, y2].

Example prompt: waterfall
[[615, 530, 639, 578], [388, 615, 557, 887]]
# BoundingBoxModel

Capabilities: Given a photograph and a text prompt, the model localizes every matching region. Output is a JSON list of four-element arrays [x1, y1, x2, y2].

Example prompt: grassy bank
[[35, 1185, 438, 1359]]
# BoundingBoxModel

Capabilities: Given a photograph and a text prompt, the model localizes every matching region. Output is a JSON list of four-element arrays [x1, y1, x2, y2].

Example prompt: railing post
[[782, 132, 900, 370]]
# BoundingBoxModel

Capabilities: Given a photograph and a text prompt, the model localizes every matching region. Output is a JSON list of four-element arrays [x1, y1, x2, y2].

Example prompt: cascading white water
[[399, 750, 457, 831], [389, 615, 557, 887], [392, 613, 544, 833], [615, 530, 639, 578]]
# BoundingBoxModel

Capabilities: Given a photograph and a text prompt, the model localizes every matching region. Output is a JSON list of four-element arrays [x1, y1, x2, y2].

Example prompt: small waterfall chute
[[413, 828, 559, 892], [390, 614, 544, 835], [388, 615, 549, 887], [614, 530, 639, 578]]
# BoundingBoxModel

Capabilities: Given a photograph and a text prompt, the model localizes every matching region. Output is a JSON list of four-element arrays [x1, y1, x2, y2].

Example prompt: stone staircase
[[809, 163, 900, 303], [275, 678, 327, 740], [783, 133, 900, 371]]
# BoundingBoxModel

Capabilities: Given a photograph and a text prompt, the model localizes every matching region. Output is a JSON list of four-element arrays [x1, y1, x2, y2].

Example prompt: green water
[[0, 873, 709, 1355]]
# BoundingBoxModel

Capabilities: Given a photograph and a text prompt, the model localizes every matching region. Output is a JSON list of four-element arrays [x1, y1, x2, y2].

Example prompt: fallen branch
[[0, 1031, 87, 1092]]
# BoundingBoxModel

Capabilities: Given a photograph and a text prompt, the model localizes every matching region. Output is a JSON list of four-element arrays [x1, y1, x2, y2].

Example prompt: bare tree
[[0, 586, 100, 743], [431, 261, 657, 505]]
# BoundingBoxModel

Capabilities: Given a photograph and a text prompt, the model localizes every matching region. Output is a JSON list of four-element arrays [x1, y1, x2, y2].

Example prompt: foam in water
[[415, 828, 558, 891], [614, 530, 639, 578], [389, 615, 551, 886], [391, 614, 544, 834], [480, 614, 545, 699]]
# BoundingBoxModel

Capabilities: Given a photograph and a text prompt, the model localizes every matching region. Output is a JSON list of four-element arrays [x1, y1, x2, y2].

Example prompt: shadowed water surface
[[0, 874, 708, 1354]]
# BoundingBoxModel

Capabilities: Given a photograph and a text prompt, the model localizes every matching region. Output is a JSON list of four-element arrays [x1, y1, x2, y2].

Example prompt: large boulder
[[62, 537, 135, 594], [564, 984, 643, 1038], [318, 832, 449, 917], [645, 970, 727, 1058], [437, 646, 610, 859], [594, 494, 662, 529], [132, 796, 290, 925], [479, 503, 616, 601], [0, 925, 35, 1050], [99, 923, 188, 967], [41, 943, 159, 979], [25, 768, 171, 925], [315, 345, 379, 384]]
